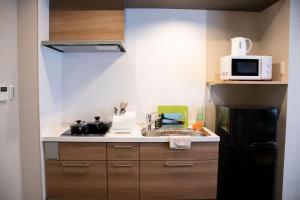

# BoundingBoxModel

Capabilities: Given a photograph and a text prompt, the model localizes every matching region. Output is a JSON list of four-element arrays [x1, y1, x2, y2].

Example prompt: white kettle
[[231, 37, 252, 56]]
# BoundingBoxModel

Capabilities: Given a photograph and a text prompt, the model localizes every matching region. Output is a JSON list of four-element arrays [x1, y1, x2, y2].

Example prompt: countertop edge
[[41, 126, 220, 143]]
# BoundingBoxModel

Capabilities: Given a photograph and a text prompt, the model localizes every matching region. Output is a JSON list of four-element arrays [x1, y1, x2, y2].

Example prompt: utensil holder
[[112, 111, 136, 131]]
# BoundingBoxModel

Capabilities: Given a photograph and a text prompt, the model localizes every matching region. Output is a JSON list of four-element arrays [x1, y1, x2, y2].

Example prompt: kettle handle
[[246, 38, 252, 54]]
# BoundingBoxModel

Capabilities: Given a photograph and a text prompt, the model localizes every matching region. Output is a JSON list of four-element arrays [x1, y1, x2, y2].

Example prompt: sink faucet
[[146, 112, 157, 131]]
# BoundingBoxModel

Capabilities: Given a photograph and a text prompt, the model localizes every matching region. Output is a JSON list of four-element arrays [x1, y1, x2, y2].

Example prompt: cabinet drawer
[[108, 161, 139, 200], [107, 143, 139, 160], [46, 160, 107, 200], [140, 160, 218, 200], [59, 142, 106, 161], [140, 142, 219, 161]]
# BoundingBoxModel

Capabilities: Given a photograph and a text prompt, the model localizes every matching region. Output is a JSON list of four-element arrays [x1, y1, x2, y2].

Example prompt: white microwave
[[220, 55, 272, 80]]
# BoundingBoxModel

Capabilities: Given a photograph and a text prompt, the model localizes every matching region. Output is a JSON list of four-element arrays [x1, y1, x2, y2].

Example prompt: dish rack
[[112, 111, 136, 131]]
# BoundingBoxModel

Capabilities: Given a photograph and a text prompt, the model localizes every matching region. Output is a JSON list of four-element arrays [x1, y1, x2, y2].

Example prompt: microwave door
[[230, 59, 261, 80]]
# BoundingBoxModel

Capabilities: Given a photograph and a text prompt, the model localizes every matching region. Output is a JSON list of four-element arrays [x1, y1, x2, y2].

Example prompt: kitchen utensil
[[157, 105, 188, 128], [193, 107, 205, 130], [120, 101, 128, 114], [160, 113, 184, 127], [70, 120, 87, 135], [87, 116, 111, 135], [114, 107, 119, 115], [231, 37, 252, 56], [192, 121, 205, 131], [112, 111, 136, 131]]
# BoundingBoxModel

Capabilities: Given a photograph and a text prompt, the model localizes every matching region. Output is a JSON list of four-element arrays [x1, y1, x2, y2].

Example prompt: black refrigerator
[[216, 105, 279, 200]]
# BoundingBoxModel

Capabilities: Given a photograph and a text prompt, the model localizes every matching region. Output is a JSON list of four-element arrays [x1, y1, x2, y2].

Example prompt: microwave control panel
[[261, 56, 272, 80]]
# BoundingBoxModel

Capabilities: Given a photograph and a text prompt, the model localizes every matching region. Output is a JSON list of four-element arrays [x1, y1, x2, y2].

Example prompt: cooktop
[[61, 131, 108, 137]]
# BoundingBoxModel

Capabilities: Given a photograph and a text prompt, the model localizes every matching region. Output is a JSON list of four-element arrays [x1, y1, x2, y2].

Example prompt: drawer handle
[[113, 145, 134, 149], [61, 163, 91, 167], [113, 163, 134, 167], [165, 162, 194, 167]]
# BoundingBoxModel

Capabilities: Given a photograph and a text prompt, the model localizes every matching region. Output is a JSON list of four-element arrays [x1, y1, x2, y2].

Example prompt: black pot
[[70, 120, 87, 135], [87, 116, 111, 135]]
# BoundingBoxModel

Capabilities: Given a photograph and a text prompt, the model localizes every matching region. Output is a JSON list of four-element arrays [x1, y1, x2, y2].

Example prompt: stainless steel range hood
[[41, 40, 126, 53]]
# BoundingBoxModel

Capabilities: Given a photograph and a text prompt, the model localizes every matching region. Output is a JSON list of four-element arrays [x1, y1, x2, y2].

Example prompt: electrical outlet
[[280, 62, 285, 75]]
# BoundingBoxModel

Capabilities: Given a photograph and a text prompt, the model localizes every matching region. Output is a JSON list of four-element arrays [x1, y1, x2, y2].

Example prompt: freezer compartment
[[217, 142, 277, 200]]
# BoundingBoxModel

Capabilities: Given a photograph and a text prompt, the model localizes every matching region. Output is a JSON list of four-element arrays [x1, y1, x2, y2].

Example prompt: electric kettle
[[231, 37, 252, 56]]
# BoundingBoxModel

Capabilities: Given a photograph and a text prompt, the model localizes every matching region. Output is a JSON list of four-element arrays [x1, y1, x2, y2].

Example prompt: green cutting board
[[157, 105, 188, 128]]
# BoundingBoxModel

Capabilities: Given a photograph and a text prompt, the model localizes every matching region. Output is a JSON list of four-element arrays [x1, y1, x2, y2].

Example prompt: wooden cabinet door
[[46, 160, 107, 200], [50, 0, 125, 41], [140, 160, 218, 200], [140, 142, 219, 161], [108, 161, 139, 200], [59, 142, 106, 161], [107, 143, 139, 160]]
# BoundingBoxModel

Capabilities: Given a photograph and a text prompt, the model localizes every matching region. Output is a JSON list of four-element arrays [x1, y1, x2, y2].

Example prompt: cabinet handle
[[165, 162, 194, 167], [61, 163, 91, 167], [113, 145, 134, 149], [113, 163, 134, 167]]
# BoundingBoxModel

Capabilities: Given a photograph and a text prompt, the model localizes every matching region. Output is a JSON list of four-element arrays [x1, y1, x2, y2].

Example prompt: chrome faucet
[[146, 112, 157, 131]]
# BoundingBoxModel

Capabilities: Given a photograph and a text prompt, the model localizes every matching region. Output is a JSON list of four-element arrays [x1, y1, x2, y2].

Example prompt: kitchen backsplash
[[60, 9, 207, 124]]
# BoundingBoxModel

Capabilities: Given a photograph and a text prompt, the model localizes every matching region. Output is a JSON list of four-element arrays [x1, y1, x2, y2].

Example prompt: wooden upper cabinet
[[49, 0, 125, 41]]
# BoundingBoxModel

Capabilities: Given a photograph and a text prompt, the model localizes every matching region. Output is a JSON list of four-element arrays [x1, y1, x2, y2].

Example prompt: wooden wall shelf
[[207, 80, 288, 86]]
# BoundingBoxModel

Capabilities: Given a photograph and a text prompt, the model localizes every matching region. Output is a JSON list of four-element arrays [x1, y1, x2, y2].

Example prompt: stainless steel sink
[[141, 128, 210, 137]]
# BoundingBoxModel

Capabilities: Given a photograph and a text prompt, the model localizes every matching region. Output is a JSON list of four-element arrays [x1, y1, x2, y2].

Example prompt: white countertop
[[41, 125, 220, 143]]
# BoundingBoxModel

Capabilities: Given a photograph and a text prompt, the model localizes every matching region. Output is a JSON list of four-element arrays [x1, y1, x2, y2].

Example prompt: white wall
[[18, 0, 43, 199], [257, 2, 290, 199], [0, 0, 23, 199], [283, 0, 300, 199], [60, 9, 207, 124], [38, 0, 62, 198], [258, 0, 290, 81], [39, 0, 63, 136]]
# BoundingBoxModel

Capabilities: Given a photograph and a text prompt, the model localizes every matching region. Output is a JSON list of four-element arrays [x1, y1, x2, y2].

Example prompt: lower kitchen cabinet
[[59, 142, 106, 161], [45, 160, 107, 200], [140, 160, 218, 200], [108, 161, 139, 200], [44, 142, 219, 200]]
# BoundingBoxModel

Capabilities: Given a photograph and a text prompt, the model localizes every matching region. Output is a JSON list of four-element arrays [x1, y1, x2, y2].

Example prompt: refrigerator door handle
[[227, 142, 276, 148]]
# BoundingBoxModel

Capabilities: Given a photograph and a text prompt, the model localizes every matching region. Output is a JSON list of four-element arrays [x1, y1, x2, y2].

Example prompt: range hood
[[41, 40, 126, 53]]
